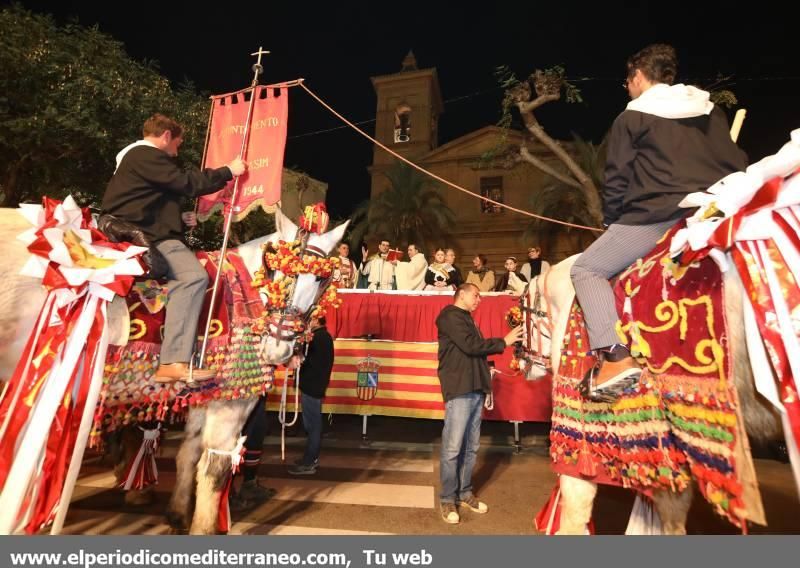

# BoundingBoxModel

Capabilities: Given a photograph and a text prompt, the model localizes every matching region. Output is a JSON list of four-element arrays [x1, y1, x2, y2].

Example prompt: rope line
[[298, 81, 603, 232]]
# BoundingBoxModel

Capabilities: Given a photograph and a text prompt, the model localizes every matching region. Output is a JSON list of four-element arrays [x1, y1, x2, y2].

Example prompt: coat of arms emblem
[[356, 355, 380, 401]]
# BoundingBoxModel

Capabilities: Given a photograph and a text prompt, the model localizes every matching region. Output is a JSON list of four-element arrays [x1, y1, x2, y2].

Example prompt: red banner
[[197, 86, 289, 221]]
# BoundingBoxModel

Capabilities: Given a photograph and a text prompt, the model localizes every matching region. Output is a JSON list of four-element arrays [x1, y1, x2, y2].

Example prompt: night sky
[[9, 1, 800, 219]]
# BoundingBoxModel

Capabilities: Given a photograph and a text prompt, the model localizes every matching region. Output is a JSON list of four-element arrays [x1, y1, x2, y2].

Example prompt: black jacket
[[435, 305, 506, 402], [101, 145, 232, 243], [494, 271, 527, 292], [298, 326, 335, 399], [603, 107, 747, 226]]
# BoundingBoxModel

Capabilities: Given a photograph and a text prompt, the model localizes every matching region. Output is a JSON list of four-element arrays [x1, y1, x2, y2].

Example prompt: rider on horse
[[570, 44, 748, 402], [100, 113, 248, 384]]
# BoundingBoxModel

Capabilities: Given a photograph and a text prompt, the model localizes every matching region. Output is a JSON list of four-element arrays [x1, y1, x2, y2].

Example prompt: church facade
[[368, 52, 585, 272]]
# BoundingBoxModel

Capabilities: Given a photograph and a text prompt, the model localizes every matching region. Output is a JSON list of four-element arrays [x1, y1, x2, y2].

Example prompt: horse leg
[[166, 407, 206, 531], [112, 426, 155, 507], [190, 398, 258, 535], [557, 475, 597, 535], [651, 485, 694, 535]]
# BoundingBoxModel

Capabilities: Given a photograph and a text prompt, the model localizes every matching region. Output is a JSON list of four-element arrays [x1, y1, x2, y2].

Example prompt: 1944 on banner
[[197, 86, 289, 222]]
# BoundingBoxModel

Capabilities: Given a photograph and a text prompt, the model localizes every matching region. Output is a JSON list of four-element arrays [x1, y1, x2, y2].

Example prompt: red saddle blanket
[[93, 250, 271, 441], [549, 223, 749, 527]]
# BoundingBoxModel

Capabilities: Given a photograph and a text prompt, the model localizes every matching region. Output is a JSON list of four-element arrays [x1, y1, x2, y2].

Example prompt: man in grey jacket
[[571, 44, 747, 402], [435, 283, 522, 524]]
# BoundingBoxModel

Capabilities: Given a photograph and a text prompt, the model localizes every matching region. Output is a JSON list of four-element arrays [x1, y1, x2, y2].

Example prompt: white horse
[[0, 206, 347, 535], [516, 126, 800, 534], [521, 253, 784, 533], [166, 210, 347, 534]]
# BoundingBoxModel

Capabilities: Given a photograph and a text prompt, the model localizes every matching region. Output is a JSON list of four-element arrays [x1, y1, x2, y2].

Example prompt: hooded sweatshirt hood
[[115, 140, 159, 172], [626, 83, 714, 119]]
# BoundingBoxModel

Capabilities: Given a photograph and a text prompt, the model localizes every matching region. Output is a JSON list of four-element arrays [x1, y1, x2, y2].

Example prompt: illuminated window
[[480, 177, 503, 214]]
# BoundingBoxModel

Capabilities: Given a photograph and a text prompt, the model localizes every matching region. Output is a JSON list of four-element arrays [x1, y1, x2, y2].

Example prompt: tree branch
[[515, 97, 603, 225], [518, 93, 560, 114], [519, 146, 581, 189]]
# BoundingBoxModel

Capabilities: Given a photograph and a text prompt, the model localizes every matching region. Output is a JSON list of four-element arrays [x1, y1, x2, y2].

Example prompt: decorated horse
[[0, 198, 347, 535], [515, 129, 800, 534]]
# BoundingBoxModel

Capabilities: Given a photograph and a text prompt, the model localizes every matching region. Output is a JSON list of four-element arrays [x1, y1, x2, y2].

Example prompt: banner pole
[[199, 47, 269, 367], [188, 96, 218, 247], [199, 95, 216, 171], [193, 96, 217, 219]]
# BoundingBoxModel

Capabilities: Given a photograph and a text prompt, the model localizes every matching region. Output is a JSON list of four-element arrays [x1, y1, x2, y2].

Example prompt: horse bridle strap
[[266, 309, 305, 341], [520, 272, 553, 358]]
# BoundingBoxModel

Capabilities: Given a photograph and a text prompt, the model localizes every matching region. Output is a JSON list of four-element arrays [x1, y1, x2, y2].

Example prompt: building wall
[[368, 59, 595, 275]]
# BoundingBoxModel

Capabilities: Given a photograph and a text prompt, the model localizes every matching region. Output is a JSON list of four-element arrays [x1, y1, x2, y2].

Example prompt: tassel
[[578, 441, 598, 477], [119, 426, 160, 491]]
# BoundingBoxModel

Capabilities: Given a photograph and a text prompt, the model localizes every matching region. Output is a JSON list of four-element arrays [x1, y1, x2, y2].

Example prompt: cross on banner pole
[[198, 47, 269, 367]]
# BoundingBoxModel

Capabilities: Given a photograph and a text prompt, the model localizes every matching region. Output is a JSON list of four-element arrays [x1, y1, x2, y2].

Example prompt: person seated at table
[[395, 243, 428, 290], [444, 248, 463, 288], [425, 248, 459, 291], [466, 254, 495, 292], [519, 246, 550, 282], [494, 256, 527, 294]]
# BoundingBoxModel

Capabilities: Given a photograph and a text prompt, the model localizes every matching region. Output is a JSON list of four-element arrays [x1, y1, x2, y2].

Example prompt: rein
[[517, 270, 554, 374]]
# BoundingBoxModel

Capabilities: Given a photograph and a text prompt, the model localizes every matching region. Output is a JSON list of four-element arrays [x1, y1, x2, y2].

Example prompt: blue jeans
[[440, 391, 484, 504], [301, 392, 322, 466]]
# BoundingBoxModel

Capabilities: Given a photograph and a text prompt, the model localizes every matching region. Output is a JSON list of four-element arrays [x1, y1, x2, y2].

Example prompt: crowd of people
[[331, 240, 551, 295]]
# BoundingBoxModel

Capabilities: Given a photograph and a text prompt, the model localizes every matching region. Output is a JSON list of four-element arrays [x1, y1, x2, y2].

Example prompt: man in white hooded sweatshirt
[[101, 114, 247, 383], [571, 44, 747, 402]]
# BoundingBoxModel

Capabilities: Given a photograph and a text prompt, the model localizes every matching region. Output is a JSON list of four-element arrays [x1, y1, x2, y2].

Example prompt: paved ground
[[60, 414, 800, 535]]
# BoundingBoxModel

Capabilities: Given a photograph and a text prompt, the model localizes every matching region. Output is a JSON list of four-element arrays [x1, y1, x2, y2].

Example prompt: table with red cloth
[[268, 290, 551, 422]]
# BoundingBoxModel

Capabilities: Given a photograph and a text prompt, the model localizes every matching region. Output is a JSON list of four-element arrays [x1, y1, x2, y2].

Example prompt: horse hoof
[[124, 489, 154, 506], [168, 526, 189, 535], [165, 510, 190, 531]]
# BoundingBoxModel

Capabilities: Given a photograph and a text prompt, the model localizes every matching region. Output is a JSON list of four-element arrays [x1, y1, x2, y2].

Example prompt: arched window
[[394, 103, 412, 143]]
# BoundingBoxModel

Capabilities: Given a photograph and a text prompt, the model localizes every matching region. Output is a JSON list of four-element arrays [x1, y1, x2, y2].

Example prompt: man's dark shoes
[[238, 479, 277, 504], [288, 462, 318, 475]]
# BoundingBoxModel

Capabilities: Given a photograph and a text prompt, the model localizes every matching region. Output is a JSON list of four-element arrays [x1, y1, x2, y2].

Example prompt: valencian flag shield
[[356, 356, 380, 401], [197, 85, 289, 222]]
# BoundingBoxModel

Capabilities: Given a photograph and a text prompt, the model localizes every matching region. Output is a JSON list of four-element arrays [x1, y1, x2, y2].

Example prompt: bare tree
[[499, 66, 603, 226]]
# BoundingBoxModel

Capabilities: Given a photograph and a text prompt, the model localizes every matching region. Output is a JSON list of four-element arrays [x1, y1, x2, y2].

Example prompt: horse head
[[517, 256, 580, 380], [238, 207, 348, 365]]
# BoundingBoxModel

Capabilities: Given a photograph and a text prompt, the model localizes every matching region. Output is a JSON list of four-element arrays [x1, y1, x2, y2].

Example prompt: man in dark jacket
[[435, 283, 522, 524], [288, 317, 335, 475], [101, 113, 247, 383], [570, 44, 748, 402]]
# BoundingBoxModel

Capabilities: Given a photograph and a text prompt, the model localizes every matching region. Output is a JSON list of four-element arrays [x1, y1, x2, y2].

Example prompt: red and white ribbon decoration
[[668, 128, 800, 496], [0, 196, 146, 534], [208, 435, 247, 533], [119, 426, 162, 491]]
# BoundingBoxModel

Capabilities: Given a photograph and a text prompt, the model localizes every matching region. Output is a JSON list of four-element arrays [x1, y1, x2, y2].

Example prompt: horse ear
[[307, 220, 350, 256], [274, 208, 298, 241]]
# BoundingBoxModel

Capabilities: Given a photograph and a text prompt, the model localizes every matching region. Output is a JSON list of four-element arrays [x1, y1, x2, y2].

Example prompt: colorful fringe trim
[[89, 251, 275, 444], [551, 226, 748, 526]]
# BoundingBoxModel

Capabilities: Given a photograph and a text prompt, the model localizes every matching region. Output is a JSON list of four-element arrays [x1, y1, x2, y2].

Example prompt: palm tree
[[350, 161, 456, 255], [523, 134, 606, 260]]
